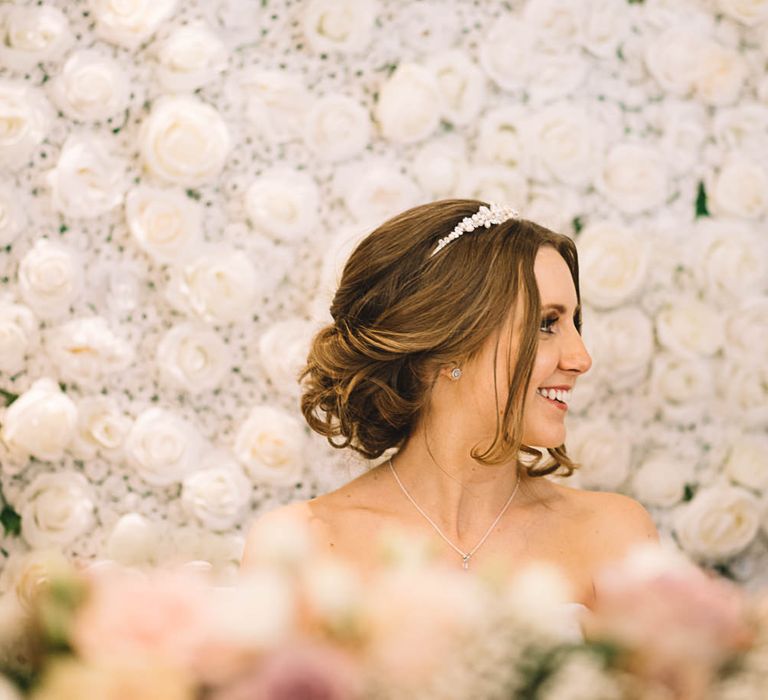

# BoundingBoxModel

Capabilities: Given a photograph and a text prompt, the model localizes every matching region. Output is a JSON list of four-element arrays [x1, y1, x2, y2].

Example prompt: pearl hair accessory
[[430, 202, 521, 258], [450, 367, 462, 380]]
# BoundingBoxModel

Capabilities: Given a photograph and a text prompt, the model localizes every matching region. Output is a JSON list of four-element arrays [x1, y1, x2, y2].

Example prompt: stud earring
[[450, 367, 462, 380]]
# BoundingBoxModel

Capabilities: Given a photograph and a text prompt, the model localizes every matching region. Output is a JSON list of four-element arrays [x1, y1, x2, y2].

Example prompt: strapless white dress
[[558, 602, 589, 642]]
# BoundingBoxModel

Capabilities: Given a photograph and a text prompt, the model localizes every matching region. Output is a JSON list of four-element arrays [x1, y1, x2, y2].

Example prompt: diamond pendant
[[462, 554, 470, 571]]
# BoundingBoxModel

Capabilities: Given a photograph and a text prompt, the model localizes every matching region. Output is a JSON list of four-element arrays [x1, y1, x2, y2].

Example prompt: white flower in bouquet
[[476, 106, 529, 172], [674, 484, 761, 560], [152, 22, 228, 92], [181, 455, 251, 531], [724, 434, 768, 492], [695, 40, 747, 106], [17, 471, 95, 548], [0, 300, 37, 375], [479, 17, 532, 91], [398, 2, 460, 53], [596, 143, 668, 214], [0, 185, 25, 247], [1, 378, 77, 463], [70, 395, 131, 461], [576, 221, 648, 309], [156, 322, 231, 393], [659, 100, 708, 174], [645, 26, 707, 96], [258, 317, 317, 392], [411, 135, 466, 197], [89, 0, 178, 50], [523, 0, 585, 52], [139, 95, 230, 187], [124, 407, 200, 486], [525, 50, 588, 104], [631, 452, 694, 507], [233, 405, 306, 486], [722, 363, 768, 429], [713, 102, 768, 155], [655, 297, 724, 358], [47, 134, 128, 219], [0, 81, 52, 170], [717, 0, 768, 24], [375, 63, 441, 144], [49, 49, 130, 122], [240, 70, 310, 145], [338, 161, 421, 226], [303, 94, 371, 162], [566, 419, 632, 490], [710, 156, 768, 219], [104, 512, 160, 567], [581, 0, 631, 58], [301, 558, 364, 624], [244, 168, 320, 242], [426, 50, 486, 127], [45, 317, 134, 388], [525, 184, 580, 235], [125, 185, 203, 264], [650, 354, 715, 424], [725, 298, 768, 369], [457, 165, 529, 208], [0, 5, 72, 72], [165, 246, 259, 324], [301, 0, 377, 55]]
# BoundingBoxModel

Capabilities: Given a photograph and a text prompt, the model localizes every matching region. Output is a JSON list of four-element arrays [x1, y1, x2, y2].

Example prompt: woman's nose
[[562, 330, 592, 374]]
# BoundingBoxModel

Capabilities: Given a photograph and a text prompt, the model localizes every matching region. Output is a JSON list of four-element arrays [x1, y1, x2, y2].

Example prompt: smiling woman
[[242, 199, 659, 607]]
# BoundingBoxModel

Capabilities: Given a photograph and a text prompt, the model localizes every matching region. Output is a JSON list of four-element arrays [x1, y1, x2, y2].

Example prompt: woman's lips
[[537, 393, 568, 412]]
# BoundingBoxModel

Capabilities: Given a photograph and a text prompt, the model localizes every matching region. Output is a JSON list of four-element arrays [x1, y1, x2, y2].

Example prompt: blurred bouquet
[[0, 527, 764, 700]]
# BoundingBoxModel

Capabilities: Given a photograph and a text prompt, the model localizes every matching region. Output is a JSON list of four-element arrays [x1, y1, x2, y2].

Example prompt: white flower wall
[[0, 0, 767, 587]]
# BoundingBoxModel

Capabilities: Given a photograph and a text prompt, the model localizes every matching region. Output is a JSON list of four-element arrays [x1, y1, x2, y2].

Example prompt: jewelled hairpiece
[[429, 203, 521, 258]]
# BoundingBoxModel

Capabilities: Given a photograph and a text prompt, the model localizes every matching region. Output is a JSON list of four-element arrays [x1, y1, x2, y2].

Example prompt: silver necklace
[[388, 458, 521, 571]]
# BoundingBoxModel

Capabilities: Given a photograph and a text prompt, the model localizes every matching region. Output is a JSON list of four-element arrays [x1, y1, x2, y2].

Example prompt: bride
[[242, 200, 659, 609]]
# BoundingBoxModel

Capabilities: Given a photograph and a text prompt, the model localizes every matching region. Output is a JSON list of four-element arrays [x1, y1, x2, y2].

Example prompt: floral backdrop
[[0, 0, 767, 592]]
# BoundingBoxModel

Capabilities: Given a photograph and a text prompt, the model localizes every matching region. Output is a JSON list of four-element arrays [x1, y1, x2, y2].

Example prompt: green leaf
[[572, 216, 584, 234], [1, 505, 21, 537], [695, 181, 710, 218], [683, 483, 696, 502], [0, 388, 19, 406]]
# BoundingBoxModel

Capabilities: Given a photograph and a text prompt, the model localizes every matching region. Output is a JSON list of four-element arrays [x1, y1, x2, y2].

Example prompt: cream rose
[[695, 40, 747, 106], [524, 51, 588, 104], [139, 95, 230, 187], [47, 134, 127, 218], [576, 221, 648, 309], [165, 246, 259, 323], [0, 5, 72, 72], [70, 396, 131, 461], [45, 317, 134, 388], [181, 458, 251, 531], [650, 355, 715, 425], [631, 452, 693, 507], [659, 100, 708, 174], [241, 70, 310, 144], [645, 27, 706, 96], [697, 222, 765, 300], [581, 0, 631, 58], [718, 0, 768, 24], [479, 17, 532, 91], [525, 184, 580, 234], [724, 364, 768, 429], [725, 298, 768, 368], [375, 63, 441, 144], [156, 322, 231, 393], [399, 2, 460, 53], [152, 22, 228, 92], [49, 49, 129, 122], [0, 378, 77, 462], [0, 81, 52, 170], [301, 0, 376, 54], [713, 103, 768, 154], [89, 0, 178, 50], [411, 136, 466, 197], [566, 419, 631, 490], [125, 185, 202, 264], [258, 318, 317, 391], [338, 161, 421, 226], [710, 156, 768, 219], [0, 300, 37, 375], [725, 435, 768, 492], [303, 94, 371, 162], [426, 50, 486, 127], [523, 0, 584, 51], [233, 405, 306, 485], [457, 165, 529, 208], [244, 169, 320, 241], [674, 485, 760, 560], [124, 407, 199, 486], [476, 106, 530, 172], [104, 513, 160, 567], [655, 297, 724, 358], [596, 143, 668, 214], [18, 239, 82, 320], [0, 185, 25, 246]]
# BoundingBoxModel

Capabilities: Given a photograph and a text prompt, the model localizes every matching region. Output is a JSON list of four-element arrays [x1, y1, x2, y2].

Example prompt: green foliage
[[1, 504, 21, 537], [695, 181, 710, 218]]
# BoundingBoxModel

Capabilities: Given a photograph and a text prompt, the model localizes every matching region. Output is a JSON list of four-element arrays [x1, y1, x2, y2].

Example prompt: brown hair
[[300, 199, 582, 478]]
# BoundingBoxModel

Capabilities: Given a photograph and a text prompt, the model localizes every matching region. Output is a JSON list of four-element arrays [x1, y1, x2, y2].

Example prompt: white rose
[[301, 0, 376, 54], [303, 94, 371, 162], [0, 5, 72, 72], [523, 0, 585, 52], [718, 0, 768, 25], [166, 246, 259, 323], [125, 185, 202, 264], [457, 165, 529, 208], [17, 472, 94, 548], [566, 419, 631, 490], [258, 318, 317, 391], [0, 378, 77, 462], [723, 363, 768, 429], [713, 103, 768, 155], [156, 322, 231, 393], [725, 435, 768, 492], [650, 354, 715, 425], [674, 485, 760, 560], [17, 239, 82, 320], [524, 51, 588, 104], [47, 134, 127, 219], [596, 143, 668, 214], [152, 22, 227, 92], [139, 95, 230, 186], [581, 0, 631, 58], [45, 317, 133, 388], [0, 185, 25, 247], [104, 513, 159, 567], [576, 221, 648, 309], [476, 106, 530, 172], [234, 405, 306, 485], [240, 70, 310, 144], [631, 453, 693, 507], [411, 136, 466, 197], [398, 2, 460, 53], [525, 184, 580, 234], [70, 396, 131, 461], [479, 17, 532, 91], [49, 49, 129, 122], [524, 103, 601, 186], [725, 298, 768, 368], [181, 457, 251, 531], [0, 81, 51, 170], [659, 100, 708, 175], [645, 27, 706, 96], [245, 169, 319, 241], [655, 297, 724, 358], [695, 40, 747, 106], [89, 0, 178, 50], [426, 50, 486, 127], [125, 407, 199, 486], [375, 63, 441, 144], [0, 300, 37, 375], [710, 156, 768, 219]]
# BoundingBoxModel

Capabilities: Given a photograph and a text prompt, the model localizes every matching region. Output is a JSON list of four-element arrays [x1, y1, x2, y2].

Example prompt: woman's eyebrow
[[541, 303, 581, 314]]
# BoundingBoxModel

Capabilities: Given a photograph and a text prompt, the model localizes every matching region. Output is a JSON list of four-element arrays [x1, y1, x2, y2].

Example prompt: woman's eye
[[539, 315, 557, 334]]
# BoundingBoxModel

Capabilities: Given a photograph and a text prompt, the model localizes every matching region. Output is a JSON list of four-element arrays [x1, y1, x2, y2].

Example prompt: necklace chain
[[388, 458, 521, 571]]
